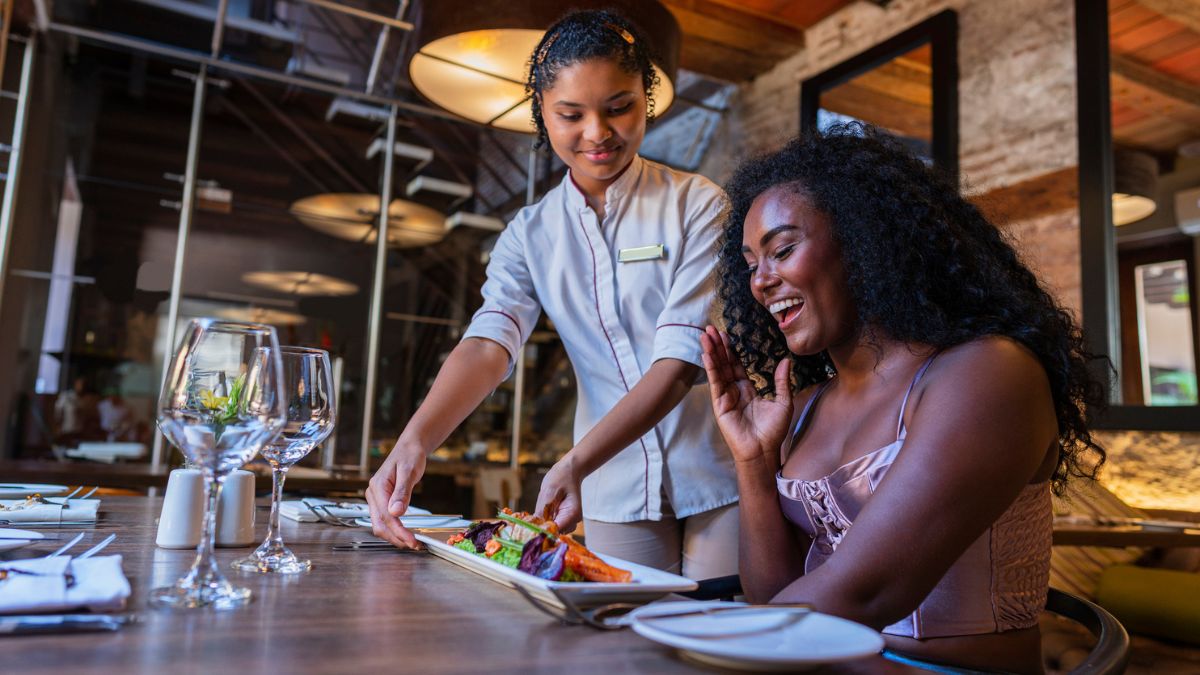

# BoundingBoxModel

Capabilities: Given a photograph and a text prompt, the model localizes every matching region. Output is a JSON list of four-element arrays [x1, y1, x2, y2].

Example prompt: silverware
[[0, 613, 138, 636], [331, 540, 427, 552], [0, 520, 101, 527], [76, 533, 116, 559], [46, 532, 86, 558], [635, 603, 814, 638], [36, 486, 82, 506]]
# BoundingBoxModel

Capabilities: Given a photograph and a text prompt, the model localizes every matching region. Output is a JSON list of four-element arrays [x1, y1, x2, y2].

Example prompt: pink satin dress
[[776, 356, 1051, 639]]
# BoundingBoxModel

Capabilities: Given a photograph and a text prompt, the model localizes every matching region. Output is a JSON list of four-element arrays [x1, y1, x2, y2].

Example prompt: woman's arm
[[366, 337, 511, 547], [700, 326, 806, 599], [770, 337, 1059, 628], [734, 453, 807, 602], [535, 357, 699, 530]]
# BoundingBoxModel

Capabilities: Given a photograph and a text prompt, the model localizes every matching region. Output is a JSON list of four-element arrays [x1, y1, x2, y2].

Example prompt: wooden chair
[[472, 466, 522, 517]]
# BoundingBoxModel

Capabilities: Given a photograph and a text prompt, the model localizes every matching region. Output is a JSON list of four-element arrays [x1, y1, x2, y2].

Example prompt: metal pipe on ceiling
[[295, 0, 414, 31], [366, 0, 409, 95], [44, 22, 468, 125]]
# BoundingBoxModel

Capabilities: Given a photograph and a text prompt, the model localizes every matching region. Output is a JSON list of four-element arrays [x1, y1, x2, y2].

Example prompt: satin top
[[775, 356, 1051, 639]]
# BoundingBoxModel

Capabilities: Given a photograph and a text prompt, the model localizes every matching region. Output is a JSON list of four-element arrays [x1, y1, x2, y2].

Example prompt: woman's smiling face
[[540, 58, 646, 195], [742, 186, 857, 356]]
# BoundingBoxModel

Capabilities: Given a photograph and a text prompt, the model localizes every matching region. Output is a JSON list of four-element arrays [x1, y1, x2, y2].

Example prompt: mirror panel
[[817, 44, 933, 162]]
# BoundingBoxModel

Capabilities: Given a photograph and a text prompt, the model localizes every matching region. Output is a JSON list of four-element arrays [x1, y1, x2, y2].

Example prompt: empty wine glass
[[151, 319, 286, 610], [233, 346, 336, 574]]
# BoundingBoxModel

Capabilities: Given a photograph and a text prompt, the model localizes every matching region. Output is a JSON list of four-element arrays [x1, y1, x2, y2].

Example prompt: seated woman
[[700, 123, 1107, 674]]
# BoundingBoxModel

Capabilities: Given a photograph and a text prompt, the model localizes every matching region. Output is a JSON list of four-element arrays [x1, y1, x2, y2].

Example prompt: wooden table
[[0, 497, 911, 674], [1052, 525, 1200, 548]]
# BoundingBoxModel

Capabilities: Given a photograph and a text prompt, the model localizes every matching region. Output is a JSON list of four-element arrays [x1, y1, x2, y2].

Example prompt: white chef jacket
[[461, 155, 739, 523]]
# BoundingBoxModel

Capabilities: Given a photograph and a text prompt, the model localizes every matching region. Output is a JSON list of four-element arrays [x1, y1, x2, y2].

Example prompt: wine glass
[[233, 346, 336, 574], [151, 319, 286, 610]]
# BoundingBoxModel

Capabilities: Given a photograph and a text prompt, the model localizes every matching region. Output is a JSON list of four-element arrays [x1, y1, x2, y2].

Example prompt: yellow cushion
[[1095, 564, 1200, 645]]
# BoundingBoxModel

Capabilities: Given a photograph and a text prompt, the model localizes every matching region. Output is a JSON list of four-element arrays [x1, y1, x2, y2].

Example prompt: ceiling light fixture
[[1113, 147, 1159, 226], [406, 0, 680, 132], [241, 271, 359, 297], [290, 193, 446, 247]]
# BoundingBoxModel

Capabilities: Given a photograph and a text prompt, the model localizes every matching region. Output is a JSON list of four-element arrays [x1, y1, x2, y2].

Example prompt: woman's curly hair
[[717, 123, 1107, 492], [526, 9, 660, 149]]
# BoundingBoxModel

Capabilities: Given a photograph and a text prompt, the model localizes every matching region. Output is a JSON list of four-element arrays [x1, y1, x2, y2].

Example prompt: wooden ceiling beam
[[1111, 54, 1200, 133], [972, 167, 1079, 226], [661, 0, 804, 81], [676, 34, 782, 82], [1135, 0, 1200, 36]]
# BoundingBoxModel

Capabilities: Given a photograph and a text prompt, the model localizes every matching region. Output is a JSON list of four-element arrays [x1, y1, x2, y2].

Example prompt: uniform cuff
[[652, 323, 706, 368], [461, 310, 523, 378]]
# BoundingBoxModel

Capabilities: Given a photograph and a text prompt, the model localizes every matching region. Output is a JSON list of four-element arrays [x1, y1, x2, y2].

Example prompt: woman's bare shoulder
[[930, 336, 1048, 392]]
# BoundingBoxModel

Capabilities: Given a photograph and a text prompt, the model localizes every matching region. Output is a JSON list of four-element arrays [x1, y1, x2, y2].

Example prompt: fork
[[36, 487, 82, 507], [75, 534, 116, 560], [45, 532, 86, 559], [302, 501, 363, 527]]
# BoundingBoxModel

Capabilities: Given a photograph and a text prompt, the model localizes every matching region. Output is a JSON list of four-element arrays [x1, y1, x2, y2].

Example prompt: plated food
[[447, 508, 632, 583]]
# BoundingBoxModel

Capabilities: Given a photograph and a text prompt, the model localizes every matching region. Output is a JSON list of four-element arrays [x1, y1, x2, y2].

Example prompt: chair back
[[1046, 587, 1130, 675], [476, 466, 522, 513]]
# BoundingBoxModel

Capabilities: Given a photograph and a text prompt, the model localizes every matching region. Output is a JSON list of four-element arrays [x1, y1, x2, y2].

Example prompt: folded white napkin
[[0, 555, 131, 614], [279, 499, 430, 523], [0, 499, 100, 523]]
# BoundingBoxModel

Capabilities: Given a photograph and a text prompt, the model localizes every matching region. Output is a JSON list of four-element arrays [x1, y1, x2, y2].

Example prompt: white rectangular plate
[[416, 532, 698, 609]]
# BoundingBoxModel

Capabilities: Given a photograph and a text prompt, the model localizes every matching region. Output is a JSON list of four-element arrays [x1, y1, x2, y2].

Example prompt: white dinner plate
[[0, 483, 69, 499], [0, 528, 46, 553], [631, 601, 884, 672], [415, 532, 697, 609]]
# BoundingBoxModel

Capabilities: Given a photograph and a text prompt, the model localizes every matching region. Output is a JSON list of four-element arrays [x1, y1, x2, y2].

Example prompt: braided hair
[[717, 123, 1108, 493], [526, 9, 661, 149]]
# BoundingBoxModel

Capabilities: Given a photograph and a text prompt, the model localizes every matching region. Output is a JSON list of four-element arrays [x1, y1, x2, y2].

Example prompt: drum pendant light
[[407, 0, 680, 133], [1112, 147, 1159, 226]]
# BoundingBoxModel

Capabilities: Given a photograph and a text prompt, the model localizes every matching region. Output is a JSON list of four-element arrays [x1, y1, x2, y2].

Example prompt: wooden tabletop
[[0, 497, 912, 674], [1052, 525, 1200, 548]]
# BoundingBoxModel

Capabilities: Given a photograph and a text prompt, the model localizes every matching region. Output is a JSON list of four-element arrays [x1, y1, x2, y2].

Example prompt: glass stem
[[193, 472, 224, 580], [266, 466, 288, 549]]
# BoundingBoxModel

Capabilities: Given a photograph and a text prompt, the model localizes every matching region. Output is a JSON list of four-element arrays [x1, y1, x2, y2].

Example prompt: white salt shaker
[[156, 468, 204, 549], [215, 469, 256, 547]]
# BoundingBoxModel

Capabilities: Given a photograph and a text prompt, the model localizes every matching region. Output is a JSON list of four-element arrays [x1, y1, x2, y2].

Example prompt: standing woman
[[367, 9, 739, 580]]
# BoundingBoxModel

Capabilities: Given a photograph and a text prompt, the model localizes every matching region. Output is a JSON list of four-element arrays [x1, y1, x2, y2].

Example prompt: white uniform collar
[[563, 155, 645, 211]]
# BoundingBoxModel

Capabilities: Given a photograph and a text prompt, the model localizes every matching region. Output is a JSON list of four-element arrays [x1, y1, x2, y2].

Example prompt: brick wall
[[698, 0, 1082, 315]]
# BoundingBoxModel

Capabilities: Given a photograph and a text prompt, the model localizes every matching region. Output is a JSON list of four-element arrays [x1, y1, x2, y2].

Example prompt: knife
[[0, 614, 138, 636]]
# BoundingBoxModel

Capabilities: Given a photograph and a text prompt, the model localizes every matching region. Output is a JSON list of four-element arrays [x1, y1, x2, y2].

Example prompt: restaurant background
[[0, 0, 1195, 513]]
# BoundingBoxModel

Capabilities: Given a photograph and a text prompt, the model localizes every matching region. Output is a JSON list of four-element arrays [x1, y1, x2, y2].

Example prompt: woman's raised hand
[[701, 326, 794, 465]]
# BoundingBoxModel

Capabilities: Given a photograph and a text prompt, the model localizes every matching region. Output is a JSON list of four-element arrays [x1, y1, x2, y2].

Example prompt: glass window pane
[[1134, 260, 1198, 405], [0, 45, 192, 460], [188, 77, 378, 471]]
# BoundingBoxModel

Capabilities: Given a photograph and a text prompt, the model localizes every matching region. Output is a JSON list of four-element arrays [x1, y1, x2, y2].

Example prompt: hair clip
[[534, 32, 560, 66], [604, 22, 635, 45]]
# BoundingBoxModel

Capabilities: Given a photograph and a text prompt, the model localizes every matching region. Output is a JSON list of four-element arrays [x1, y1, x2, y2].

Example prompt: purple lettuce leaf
[[532, 543, 568, 581], [463, 520, 506, 553], [518, 534, 547, 573]]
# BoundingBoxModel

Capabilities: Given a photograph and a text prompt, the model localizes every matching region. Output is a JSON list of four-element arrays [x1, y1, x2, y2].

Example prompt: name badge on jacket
[[618, 244, 666, 263]]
